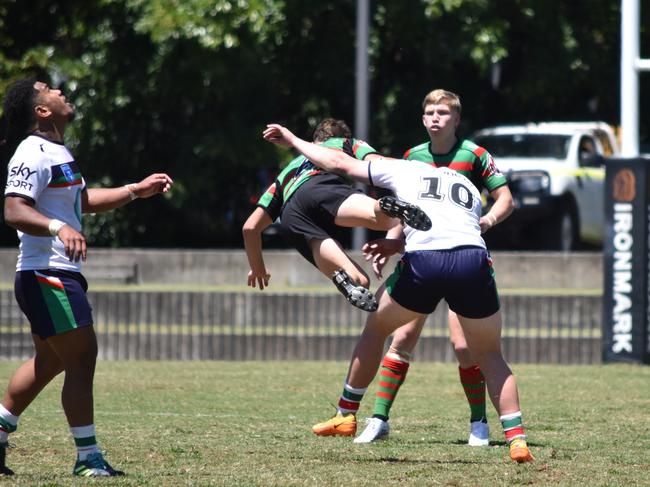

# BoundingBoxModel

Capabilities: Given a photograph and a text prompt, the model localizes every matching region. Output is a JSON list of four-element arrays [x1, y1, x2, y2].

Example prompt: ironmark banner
[[603, 157, 650, 364]]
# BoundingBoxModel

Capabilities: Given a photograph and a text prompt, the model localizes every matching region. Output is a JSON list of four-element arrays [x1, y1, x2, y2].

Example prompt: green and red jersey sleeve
[[344, 137, 378, 160], [256, 155, 307, 221], [256, 137, 378, 221], [403, 139, 507, 193]]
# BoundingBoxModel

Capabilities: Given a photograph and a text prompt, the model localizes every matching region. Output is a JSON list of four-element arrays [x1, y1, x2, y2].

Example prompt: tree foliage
[[0, 0, 647, 247]]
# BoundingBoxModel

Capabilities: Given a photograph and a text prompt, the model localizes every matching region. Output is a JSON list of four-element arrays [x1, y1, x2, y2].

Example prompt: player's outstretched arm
[[263, 124, 370, 184], [242, 207, 273, 290], [82, 173, 173, 213]]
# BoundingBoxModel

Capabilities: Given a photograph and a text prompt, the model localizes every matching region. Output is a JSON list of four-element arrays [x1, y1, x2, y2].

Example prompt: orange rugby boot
[[312, 412, 357, 437], [509, 437, 535, 463]]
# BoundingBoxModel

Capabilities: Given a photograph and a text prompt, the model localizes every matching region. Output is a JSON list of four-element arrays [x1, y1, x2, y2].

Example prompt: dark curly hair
[[312, 118, 352, 143], [1, 78, 38, 161]]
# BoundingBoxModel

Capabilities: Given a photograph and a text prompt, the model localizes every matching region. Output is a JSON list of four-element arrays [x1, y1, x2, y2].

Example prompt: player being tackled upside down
[[262, 122, 534, 464], [244, 118, 429, 312]]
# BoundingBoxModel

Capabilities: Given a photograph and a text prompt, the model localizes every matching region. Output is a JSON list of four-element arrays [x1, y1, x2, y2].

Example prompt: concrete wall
[[0, 289, 602, 363], [0, 248, 603, 289]]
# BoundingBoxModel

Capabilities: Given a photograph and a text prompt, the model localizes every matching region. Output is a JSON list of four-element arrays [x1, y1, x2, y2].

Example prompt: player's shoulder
[[459, 138, 490, 159], [10, 136, 53, 166], [403, 141, 430, 158], [350, 138, 375, 150], [14, 135, 45, 154], [282, 154, 308, 169], [321, 137, 370, 150], [320, 137, 345, 149], [320, 136, 353, 152], [322, 137, 377, 159]]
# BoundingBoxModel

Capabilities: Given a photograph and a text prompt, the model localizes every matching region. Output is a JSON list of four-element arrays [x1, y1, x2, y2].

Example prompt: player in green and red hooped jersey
[[243, 118, 425, 312], [357, 90, 518, 447], [263, 122, 533, 463]]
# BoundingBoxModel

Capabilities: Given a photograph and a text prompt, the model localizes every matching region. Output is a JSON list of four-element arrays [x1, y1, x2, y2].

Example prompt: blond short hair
[[422, 89, 461, 114]]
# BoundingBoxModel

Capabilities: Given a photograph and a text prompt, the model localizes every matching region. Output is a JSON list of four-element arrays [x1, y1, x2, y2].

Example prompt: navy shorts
[[14, 269, 94, 339], [385, 247, 500, 318], [281, 173, 362, 265]]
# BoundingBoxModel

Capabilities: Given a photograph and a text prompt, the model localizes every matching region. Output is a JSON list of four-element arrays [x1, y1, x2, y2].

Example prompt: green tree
[[1, 0, 646, 248]]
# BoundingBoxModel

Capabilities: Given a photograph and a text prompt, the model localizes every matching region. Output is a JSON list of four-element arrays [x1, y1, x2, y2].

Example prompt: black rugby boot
[[378, 196, 432, 231], [0, 442, 14, 476], [332, 269, 378, 312]]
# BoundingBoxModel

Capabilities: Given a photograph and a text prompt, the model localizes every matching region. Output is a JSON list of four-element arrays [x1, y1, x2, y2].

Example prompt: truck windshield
[[473, 134, 571, 159]]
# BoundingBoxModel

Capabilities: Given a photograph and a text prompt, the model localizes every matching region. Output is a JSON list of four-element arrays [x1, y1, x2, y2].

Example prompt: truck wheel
[[544, 205, 578, 251]]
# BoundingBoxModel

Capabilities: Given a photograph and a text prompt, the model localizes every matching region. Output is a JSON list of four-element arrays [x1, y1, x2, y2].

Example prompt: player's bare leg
[[310, 238, 377, 311], [45, 327, 98, 427], [354, 317, 423, 443], [312, 286, 422, 437], [336, 194, 431, 232], [449, 311, 474, 368], [457, 311, 534, 462], [449, 311, 489, 446], [2, 335, 64, 415], [344, 288, 420, 388], [45, 327, 125, 476], [310, 237, 369, 286], [335, 193, 399, 230], [1, 334, 65, 476]]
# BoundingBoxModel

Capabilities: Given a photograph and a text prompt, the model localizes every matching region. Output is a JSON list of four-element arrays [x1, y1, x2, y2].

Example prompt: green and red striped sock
[[337, 384, 367, 415], [372, 355, 410, 420], [459, 365, 487, 422], [500, 411, 526, 443]]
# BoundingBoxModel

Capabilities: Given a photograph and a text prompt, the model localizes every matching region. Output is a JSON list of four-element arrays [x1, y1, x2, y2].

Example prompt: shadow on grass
[[397, 438, 546, 448], [353, 456, 482, 465]]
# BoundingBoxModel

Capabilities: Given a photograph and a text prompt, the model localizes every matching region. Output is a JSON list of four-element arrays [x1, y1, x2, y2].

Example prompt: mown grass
[[0, 361, 648, 486]]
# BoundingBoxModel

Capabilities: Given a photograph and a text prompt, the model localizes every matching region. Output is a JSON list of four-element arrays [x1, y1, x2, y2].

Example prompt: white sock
[[70, 424, 100, 460], [0, 404, 19, 443], [0, 405, 18, 425]]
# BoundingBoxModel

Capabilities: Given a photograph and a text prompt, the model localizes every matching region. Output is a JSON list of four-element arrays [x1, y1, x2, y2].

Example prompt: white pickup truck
[[472, 122, 620, 250]]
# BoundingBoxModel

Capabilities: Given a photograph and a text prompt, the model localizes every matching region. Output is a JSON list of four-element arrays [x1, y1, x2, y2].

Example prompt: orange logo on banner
[[612, 169, 636, 202]]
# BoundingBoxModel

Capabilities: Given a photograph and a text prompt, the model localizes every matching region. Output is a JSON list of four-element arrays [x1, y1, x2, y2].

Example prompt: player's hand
[[479, 213, 497, 234], [131, 173, 174, 199], [247, 269, 271, 290], [57, 225, 87, 262], [362, 238, 404, 279], [262, 124, 295, 148]]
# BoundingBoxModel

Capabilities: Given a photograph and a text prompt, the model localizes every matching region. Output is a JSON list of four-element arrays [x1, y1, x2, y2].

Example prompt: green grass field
[[0, 361, 648, 486]]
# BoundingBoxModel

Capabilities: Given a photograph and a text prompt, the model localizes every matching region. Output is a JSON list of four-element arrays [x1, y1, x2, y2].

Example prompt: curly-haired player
[[0, 77, 173, 477]]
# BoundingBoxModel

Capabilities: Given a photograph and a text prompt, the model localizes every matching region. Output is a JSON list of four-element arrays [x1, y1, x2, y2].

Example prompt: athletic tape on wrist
[[125, 183, 139, 201], [48, 219, 65, 236]]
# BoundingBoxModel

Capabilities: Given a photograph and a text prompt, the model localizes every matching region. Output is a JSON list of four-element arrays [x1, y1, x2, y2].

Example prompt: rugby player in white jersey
[[262, 123, 534, 464], [0, 78, 173, 477]]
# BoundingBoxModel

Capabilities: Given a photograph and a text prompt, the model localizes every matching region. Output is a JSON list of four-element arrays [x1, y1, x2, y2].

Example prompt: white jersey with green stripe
[[5, 135, 86, 272], [368, 159, 485, 252]]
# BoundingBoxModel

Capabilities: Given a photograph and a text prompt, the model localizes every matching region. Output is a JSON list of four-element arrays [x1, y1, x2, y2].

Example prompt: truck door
[[576, 135, 605, 243]]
